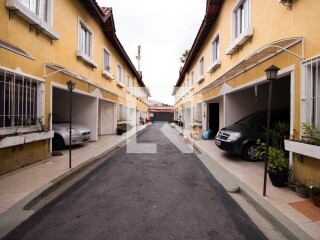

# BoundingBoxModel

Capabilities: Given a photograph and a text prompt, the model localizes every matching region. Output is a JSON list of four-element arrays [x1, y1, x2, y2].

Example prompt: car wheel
[[52, 134, 65, 151], [243, 143, 260, 161]]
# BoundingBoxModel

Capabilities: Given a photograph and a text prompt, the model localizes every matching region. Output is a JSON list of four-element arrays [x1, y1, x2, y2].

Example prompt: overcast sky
[[96, 0, 206, 104]]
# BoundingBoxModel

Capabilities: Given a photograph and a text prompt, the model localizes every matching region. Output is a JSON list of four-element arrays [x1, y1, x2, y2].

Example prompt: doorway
[[99, 102, 114, 135], [208, 103, 220, 137]]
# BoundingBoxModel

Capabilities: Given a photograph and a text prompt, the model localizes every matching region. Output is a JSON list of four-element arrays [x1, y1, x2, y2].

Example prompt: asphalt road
[[4, 123, 267, 240]]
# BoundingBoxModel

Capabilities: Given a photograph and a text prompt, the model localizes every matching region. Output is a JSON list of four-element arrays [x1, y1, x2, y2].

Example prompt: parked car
[[52, 122, 91, 150], [215, 110, 289, 161]]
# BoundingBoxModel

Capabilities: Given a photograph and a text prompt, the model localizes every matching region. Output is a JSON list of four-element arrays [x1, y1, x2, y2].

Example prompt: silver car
[[52, 123, 91, 150]]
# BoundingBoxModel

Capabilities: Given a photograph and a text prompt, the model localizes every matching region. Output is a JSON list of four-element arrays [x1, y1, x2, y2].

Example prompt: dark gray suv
[[215, 110, 289, 161]]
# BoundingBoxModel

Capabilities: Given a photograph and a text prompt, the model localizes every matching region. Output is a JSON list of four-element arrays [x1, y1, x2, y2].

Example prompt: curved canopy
[[199, 37, 304, 94]]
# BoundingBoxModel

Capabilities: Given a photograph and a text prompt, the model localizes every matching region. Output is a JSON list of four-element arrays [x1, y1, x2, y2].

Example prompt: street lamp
[[67, 80, 76, 169], [263, 65, 280, 196]]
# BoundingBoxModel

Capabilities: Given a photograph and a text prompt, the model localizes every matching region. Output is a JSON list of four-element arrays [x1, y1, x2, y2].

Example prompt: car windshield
[[236, 112, 267, 127]]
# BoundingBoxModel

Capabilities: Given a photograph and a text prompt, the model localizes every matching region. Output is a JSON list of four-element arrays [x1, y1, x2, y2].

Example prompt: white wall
[[53, 88, 98, 141], [225, 77, 290, 126]]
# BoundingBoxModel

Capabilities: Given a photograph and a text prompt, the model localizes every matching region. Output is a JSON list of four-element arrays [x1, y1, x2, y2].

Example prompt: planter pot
[[296, 186, 310, 198], [116, 128, 124, 135], [268, 170, 288, 188], [288, 182, 297, 192], [284, 140, 320, 159], [0, 131, 54, 148], [311, 195, 320, 207]]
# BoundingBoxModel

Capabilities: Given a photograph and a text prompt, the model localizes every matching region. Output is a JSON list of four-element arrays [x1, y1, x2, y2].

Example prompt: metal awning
[[44, 63, 118, 96], [199, 37, 304, 94], [0, 39, 34, 60]]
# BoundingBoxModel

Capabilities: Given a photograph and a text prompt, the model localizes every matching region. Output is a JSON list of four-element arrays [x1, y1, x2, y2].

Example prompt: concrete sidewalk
[[0, 122, 319, 239], [172, 124, 319, 240], [0, 124, 150, 237]]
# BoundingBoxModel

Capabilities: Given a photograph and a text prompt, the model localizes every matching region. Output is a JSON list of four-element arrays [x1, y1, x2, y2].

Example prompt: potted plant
[[310, 186, 320, 207], [288, 167, 297, 192], [116, 123, 127, 135], [258, 139, 289, 187], [257, 122, 289, 187], [295, 183, 310, 198], [284, 122, 320, 159]]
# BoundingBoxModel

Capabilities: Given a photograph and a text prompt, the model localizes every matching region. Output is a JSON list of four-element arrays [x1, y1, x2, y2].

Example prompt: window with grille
[[233, 0, 250, 39], [103, 49, 110, 70], [79, 21, 92, 57], [301, 57, 320, 130], [20, 0, 48, 22], [0, 69, 44, 129]]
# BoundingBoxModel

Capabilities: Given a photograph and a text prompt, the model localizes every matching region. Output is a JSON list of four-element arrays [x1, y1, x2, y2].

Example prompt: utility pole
[[136, 45, 141, 71]]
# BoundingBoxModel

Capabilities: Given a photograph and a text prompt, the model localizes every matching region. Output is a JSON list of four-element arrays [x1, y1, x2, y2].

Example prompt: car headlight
[[66, 128, 80, 134], [228, 133, 241, 141]]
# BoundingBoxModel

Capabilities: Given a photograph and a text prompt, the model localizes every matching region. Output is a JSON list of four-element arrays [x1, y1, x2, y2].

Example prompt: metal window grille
[[302, 56, 320, 130], [0, 70, 43, 128]]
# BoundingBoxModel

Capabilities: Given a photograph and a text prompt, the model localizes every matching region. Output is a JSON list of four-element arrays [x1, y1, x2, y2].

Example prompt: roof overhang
[[80, 0, 147, 88], [0, 39, 34, 60], [198, 37, 304, 94], [174, 0, 223, 89]]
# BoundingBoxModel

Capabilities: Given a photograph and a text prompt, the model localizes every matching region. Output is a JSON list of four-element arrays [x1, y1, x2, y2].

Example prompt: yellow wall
[[0, 0, 149, 174], [173, 0, 320, 186]]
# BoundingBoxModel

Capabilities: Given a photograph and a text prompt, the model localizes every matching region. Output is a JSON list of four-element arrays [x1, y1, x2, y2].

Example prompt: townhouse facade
[[0, 0, 150, 175], [173, 0, 320, 185]]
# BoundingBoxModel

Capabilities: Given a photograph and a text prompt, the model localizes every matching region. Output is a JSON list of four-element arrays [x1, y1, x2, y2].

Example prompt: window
[[0, 69, 44, 129], [233, 0, 250, 39], [118, 104, 126, 121], [226, 0, 252, 55], [79, 21, 92, 58], [208, 34, 221, 73], [77, 18, 97, 67], [194, 102, 202, 123], [127, 76, 132, 92], [103, 49, 110, 71], [197, 57, 205, 83], [212, 35, 220, 62], [20, 0, 48, 21], [6, 0, 59, 40], [116, 65, 124, 87], [117, 65, 122, 82], [199, 57, 204, 77], [301, 57, 320, 130], [132, 82, 135, 92], [191, 71, 194, 86], [127, 76, 130, 88]]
